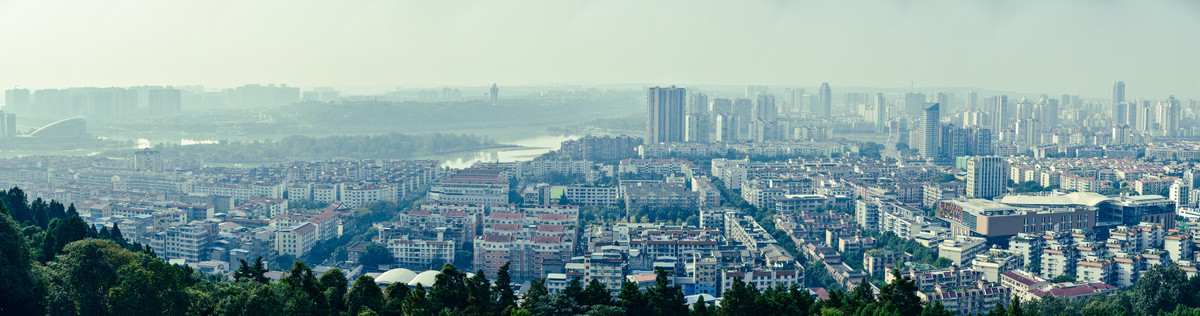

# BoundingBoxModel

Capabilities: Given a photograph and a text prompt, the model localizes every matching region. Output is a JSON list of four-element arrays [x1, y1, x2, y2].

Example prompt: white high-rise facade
[[1160, 96, 1181, 137], [753, 93, 777, 121], [817, 82, 832, 117], [648, 86, 686, 143], [967, 156, 1006, 199], [1112, 81, 1125, 105], [920, 103, 940, 159]]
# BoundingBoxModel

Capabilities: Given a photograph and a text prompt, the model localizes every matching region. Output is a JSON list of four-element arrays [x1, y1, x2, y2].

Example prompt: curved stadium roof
[[27, 116, 88, 139], [375, 268, 418, 285], [999, 192, 1115, 207]]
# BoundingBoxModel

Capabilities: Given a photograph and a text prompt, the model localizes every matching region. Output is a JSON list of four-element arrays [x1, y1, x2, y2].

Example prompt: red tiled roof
[[537, 225, 568, 232], [308, 210, 339, 224], [1000, 271, 1036, 286], [489, 223, 521, 231], [489, 212, 524, 219], [532, 235, 563, 243], [810, 287, 831, 300], [480, 235, 514, 243], [538, 213, 571, 220], [290, 223, 316, 234]]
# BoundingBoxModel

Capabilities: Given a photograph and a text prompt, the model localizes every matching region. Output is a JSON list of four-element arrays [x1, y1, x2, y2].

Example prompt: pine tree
[[431, 264, 469, 311], [921, 300, 954, 316], [235, 259, 254, 281], [283, 261, 330, 315], [465, 270, 493, 315], [649, 268, 687, 316], [494, 261, 517, 313], [251, 256, 269, 282], [234, 257, 271, 283], [31, 198, 49, 229], [346, 275, 384, 315], [581, 278, 613, 306], [562, 276, 584, 303], [522, 278, 548, 309], [1008, 298, 1024, 316], [48, 201, 66, 220], [320, 268, 349, 315], [987, 302, 1007, 316], [691, 298, 714, 316], [67, 203, 79, 218], [381, 283, 410, 316], [282, 261, 313, 288], [41, 216, 89, 262], [40, 226, 57, 262], [618, 280, 648, 315], [787, 284, 815, 315], [718, 278, 756, 316], [850, 280, 876, 304], [0, 212, 42, 315], [3, 187, 31, 224], [111, 222, 127, 247], [878, 270, 923, 316], [404, 284, 433, 315], [758, 285, 795, 315]]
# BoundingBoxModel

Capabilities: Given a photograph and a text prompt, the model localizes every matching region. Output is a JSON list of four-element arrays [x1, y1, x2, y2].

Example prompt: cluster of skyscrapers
[[647, 83, 834, 144], [3, 83, 307, 120], [4, 86, 184, 119], [1110, 81, 1182, 138]]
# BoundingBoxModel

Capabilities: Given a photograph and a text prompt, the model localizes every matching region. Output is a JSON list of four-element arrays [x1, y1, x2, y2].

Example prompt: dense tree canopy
[[5, 185, 1200, 316]]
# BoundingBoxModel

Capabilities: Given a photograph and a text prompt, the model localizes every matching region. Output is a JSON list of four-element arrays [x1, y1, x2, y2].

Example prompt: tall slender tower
[[871, 93, 886, 126], [687, 92, 708, 115], [784, 88, 804, 114], [1128, 100, 1141, 130], [905, 92, 927, 116], [647, 86, 687, 143], [733, 98, 753, 139], [936, 92, 954, 113], [1112, 102, 1128, 125], [817, 82, 832, 117], [489, 84, 499, 105], [753, 93, 777, 121], [4, 89, 30, 113], [921, 103, 940, 159], [1163, 96, 1181, 137], [1112, 81, 1126, 105], [992, 95, 1010, 131]]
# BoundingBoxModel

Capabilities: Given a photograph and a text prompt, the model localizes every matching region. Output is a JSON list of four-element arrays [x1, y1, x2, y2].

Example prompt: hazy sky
[[1, 0, 1197, 98]]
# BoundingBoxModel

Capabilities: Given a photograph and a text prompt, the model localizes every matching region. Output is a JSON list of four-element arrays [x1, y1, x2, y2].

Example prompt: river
[[434, 134, 578, 169]]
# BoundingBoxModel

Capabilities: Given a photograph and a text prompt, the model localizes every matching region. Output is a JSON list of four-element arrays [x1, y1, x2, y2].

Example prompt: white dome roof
[[376, 268, 418, 285], [407, 270, 442, 287]]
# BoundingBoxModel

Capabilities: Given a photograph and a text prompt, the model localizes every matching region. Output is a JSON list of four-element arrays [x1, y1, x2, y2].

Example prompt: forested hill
[[154, 132, 495, 164]]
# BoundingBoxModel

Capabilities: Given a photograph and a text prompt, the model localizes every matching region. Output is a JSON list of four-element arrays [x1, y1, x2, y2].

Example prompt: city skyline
[[5, 1, 1200, 315], [0, 0, 1196, 97]]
